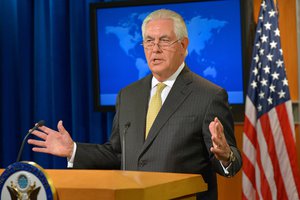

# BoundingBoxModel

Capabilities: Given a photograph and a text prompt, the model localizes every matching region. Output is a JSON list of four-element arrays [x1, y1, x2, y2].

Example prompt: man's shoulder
[[120, 74, 152, 93], [187, 69, 224, 94]]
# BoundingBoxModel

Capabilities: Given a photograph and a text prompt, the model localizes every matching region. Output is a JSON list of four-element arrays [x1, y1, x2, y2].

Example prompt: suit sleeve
[[73, 92, 122, 169], [202, 88, 242, 177]]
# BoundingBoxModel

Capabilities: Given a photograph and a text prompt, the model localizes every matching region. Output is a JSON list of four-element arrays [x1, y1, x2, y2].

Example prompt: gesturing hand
[[28, 120, 74, 159], [209, 117, 231, 166]]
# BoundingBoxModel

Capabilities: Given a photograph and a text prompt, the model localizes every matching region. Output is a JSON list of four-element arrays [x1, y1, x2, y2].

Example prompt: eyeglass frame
[[141, 38, 182, 50]]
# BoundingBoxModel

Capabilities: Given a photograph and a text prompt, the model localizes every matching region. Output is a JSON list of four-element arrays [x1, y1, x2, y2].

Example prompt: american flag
[[242, 0, 300, 199]]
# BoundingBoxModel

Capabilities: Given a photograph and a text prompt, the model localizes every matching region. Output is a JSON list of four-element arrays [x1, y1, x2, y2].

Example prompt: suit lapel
[[132, 75, 152, 151], [138, 66, 193, 159]]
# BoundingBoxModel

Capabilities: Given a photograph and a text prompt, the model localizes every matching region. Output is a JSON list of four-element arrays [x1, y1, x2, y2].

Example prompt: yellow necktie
[[145, 83, 167, 138]]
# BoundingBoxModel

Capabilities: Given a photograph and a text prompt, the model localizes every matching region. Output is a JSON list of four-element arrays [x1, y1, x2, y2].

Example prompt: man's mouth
[[152, 58, 163, 64]]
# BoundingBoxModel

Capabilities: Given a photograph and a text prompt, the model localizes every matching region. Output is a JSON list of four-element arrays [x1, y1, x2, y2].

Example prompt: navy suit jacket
[[74, 66, 242, 199]]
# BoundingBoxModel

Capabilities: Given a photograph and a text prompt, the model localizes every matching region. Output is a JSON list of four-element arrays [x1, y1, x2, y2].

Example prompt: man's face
[[143, 19, 188, 81]]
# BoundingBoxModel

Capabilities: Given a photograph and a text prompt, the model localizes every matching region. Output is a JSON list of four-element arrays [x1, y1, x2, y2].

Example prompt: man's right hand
[[28, 120, 74, 158]]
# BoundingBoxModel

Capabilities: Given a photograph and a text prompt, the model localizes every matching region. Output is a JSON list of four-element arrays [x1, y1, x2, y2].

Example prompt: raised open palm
[[28, 120, 74, 158]]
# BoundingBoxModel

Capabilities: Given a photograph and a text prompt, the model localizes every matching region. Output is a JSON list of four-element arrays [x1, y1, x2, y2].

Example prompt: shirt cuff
[[67, 142, 77, 168], [219, 160, 232, 175]]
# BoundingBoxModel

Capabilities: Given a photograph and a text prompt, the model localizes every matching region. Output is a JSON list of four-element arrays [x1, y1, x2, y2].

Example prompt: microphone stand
[[16, 120, 45, 162], [122, 122, 130, 170]]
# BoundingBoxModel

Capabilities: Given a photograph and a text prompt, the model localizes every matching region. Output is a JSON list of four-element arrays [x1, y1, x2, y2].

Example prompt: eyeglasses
[[141, 39, 181, 50]]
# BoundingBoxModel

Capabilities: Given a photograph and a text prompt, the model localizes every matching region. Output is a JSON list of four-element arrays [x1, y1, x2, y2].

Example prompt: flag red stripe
[[242, 152, 256, 191], [276, 103, 300, 195], [255, 139, 272, 200], [259, 113, 288, 199], [242, 192, 246, 200], [243, 109, 259, 199], [243, 115, 257, 148]]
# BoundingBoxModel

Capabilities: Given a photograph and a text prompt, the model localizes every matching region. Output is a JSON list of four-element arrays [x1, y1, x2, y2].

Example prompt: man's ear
[[180, 37, 189, 50]]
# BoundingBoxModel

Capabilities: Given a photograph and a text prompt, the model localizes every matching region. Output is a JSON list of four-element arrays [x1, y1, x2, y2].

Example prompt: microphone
[[122, 122, 131, 170], [16, 120, 45, 162]]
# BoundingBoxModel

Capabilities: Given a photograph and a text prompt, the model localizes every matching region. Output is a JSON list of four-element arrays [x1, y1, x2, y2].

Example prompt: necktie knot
[[156, 83, 167, 94]]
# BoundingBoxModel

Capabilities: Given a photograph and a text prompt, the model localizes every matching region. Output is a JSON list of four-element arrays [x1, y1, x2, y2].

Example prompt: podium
[[0, 169, 207, 200]]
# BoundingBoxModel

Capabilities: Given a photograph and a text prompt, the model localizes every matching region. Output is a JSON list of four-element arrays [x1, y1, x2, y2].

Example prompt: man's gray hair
[[141, 9, 189, 57], [141, 9, 189, 40]]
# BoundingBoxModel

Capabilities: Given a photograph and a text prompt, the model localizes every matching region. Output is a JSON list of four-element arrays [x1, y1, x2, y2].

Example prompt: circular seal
[[17, 173, 30, 192], [0, 161, 57, 200]]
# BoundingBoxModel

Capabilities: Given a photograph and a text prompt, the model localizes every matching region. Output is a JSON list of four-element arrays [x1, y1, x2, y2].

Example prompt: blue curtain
[[0, 0, 116, 169]]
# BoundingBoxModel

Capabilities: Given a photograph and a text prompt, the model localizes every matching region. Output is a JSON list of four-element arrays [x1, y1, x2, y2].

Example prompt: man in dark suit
[[28, 9, 242, 199]]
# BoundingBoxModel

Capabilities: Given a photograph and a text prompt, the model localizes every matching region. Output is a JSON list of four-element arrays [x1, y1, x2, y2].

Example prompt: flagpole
[[273, 0, 278, 12]]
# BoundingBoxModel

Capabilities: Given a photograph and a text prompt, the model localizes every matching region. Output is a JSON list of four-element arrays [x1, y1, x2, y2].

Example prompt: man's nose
[[152, 42, 163, 52]]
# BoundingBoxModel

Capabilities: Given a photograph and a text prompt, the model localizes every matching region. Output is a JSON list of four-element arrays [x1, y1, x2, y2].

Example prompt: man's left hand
[[209, 117, 231, 167]]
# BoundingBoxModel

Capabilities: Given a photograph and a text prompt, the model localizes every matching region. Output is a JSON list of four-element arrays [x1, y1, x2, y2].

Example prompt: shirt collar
[[151, 62, 185, 89]]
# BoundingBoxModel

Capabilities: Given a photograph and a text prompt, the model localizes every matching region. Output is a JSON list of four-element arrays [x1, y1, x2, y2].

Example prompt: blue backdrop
[[0, 0, 117, 168]]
